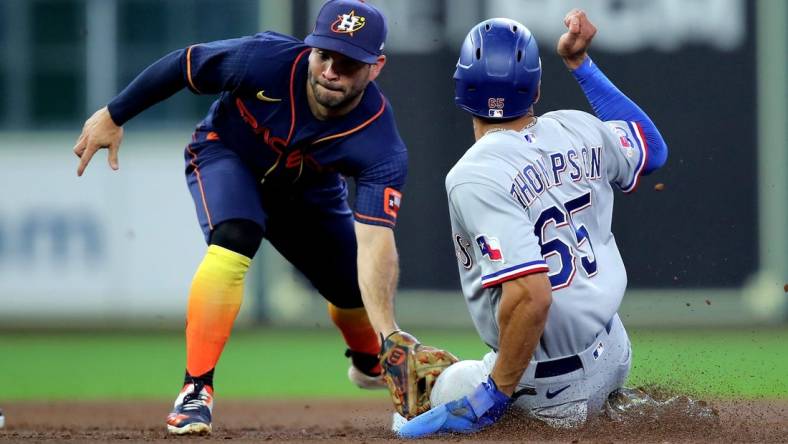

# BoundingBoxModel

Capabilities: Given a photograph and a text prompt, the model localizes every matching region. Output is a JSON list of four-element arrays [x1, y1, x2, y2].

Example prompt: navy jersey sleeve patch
[[354, 150, 408, 227], [320, 96, 407, 228], [383, 187, 402, 218]]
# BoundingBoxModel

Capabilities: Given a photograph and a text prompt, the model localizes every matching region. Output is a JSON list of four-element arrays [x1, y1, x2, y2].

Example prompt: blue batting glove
[[398, 376, 511, 438]]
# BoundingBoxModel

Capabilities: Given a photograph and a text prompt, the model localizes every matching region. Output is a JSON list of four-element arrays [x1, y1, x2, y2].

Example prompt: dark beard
[[308, 73, 365, 109]]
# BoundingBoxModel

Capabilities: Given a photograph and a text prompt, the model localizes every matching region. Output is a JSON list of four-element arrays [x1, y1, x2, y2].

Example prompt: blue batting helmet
[[454, 18, 541, 119]]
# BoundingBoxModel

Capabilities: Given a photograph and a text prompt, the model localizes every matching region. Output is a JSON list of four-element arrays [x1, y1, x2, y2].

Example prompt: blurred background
[[0, 0, 786, 401]]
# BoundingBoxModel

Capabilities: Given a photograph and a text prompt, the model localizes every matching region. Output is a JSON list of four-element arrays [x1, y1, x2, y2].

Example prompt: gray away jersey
[[446, 110, 648, 359]]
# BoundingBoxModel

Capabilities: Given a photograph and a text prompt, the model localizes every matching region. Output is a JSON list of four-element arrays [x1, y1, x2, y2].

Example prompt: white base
[[391, 412, 408, 433]]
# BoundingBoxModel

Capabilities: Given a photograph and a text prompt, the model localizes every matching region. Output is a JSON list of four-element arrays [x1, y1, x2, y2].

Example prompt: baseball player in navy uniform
[[398, 10, 668, 437], [73, 0, 425, 436]]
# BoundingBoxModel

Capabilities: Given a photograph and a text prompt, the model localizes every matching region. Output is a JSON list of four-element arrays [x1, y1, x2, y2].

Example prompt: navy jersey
[[182, 32, 407, 227]]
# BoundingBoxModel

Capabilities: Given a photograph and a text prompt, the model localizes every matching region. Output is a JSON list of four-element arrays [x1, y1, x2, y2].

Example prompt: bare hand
[[73, 106, 124, 176], [557, 9, 597, 70]]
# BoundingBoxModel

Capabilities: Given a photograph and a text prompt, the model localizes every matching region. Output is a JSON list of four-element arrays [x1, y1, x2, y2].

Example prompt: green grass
[[1, 327, 786, 401]]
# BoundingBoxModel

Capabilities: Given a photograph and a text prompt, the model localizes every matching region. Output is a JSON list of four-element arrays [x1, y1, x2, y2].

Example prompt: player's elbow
[[642, 131, 668, 175], [530, 284, 552, 322], [655, 139, 668, 168], [647, 139, 668, 174], [500, 273, 552, 324]]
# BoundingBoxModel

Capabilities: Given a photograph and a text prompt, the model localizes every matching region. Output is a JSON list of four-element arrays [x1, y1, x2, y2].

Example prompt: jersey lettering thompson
[[446, 110, 648, 359]]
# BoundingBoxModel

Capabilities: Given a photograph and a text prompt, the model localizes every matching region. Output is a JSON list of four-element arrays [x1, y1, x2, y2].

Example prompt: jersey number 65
[[534, 192, 598, 290]]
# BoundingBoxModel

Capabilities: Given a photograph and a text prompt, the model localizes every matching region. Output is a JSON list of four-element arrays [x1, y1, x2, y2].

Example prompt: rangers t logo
[[331, 10, 366, 35], [610, 125, 635, 158], [476, 235, 503, 262]]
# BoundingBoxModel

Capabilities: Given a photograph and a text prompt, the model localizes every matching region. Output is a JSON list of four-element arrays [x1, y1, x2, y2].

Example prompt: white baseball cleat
[[348, 365, 386, 390]]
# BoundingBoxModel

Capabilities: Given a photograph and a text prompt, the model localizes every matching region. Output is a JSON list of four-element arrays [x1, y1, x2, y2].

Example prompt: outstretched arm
[[107, 49, 190, 126], [73, 50, 189, 176], [354, 222, 400, 337], [74, 37, 254, 176], [558, 9, 668, 174]]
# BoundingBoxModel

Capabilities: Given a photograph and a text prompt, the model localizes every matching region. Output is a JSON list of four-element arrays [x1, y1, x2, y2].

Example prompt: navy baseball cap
[[304, 0, 387, 64]]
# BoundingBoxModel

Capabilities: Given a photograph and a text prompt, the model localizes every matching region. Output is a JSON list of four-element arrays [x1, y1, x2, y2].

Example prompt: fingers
[[73, 132, 87, 158], [585, 20, 597, 40], [564, 8, 587, 34], [570, 15, 580, 34], [561, 28, 578, 50], [107, 142, 120, 171], [74, 109, 123, 176], [77, 141, 99, 177], [563, 8, 581, 27], [77, 141, 120, 176], [573, 9, 596, 39]]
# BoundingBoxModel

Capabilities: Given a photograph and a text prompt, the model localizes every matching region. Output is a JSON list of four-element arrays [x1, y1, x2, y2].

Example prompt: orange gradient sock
[[328, 303, 381, 360], [186, 245, 251, 378]]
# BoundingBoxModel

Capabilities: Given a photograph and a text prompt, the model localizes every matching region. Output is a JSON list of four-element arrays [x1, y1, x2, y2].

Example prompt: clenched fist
[[557, 9, 597, 70]]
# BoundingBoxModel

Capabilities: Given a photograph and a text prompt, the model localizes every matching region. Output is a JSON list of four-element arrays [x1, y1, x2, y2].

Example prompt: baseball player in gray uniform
[[398, 10, 668, 438]]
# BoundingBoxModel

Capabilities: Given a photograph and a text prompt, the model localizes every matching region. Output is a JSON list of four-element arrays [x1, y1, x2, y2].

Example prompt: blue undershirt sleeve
[[107, 49, 187, 126], [571, 57, 668, 174]]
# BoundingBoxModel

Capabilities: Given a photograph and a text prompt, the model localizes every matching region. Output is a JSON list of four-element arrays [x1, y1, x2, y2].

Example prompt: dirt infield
[[0, 398, 785, 443]]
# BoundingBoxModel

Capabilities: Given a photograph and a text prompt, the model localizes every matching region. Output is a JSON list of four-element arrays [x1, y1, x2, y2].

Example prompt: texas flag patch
[[476, 235, 503, 262]]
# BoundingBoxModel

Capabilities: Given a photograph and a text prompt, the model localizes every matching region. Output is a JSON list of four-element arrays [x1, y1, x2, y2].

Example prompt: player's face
[[307, 49, 380, 109]]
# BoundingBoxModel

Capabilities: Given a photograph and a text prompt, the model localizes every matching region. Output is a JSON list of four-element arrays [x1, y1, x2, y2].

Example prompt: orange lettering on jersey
[[285, 150, 303, 169], [235, 98, 259, 129], [235, 98, 288, 154]]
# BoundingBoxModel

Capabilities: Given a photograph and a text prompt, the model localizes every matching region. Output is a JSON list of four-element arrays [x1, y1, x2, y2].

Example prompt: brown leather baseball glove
[[380, 331, 459, 419]]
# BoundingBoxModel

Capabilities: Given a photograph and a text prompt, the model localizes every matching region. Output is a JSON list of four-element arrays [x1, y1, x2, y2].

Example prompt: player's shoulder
[[445, 135, 518, 195], [542, 109, 602, 128], [343, 85, 405, 153], [232, 32, 310, 91], [369, 90, 403, 148], [540, 109, 610, 143], [249, 31, 304, 47], [245, 31, 309, 60], [445, 161, 481, 193], [331, 96, 406, 180]]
